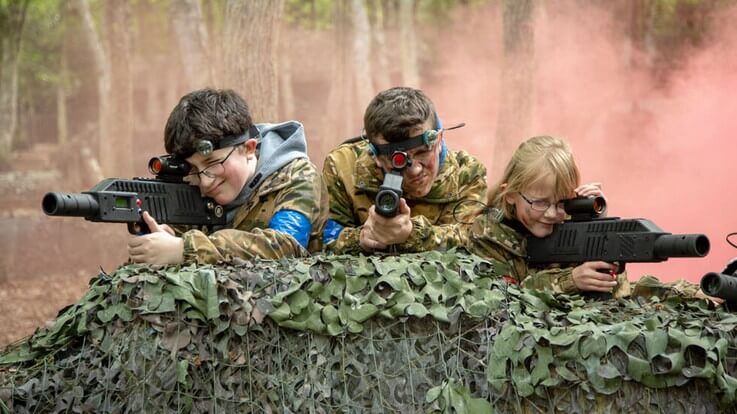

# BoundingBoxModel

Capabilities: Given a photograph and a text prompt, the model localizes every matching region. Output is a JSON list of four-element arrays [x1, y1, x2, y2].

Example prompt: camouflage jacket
[[465, 211, 702, 299], [180, 158, 328, 264], [322, 139, 487, 254], [465, 211, 632, 298]]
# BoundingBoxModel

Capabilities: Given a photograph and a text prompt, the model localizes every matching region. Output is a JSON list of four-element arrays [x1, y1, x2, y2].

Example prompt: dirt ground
[[0, 270, 92, 347]]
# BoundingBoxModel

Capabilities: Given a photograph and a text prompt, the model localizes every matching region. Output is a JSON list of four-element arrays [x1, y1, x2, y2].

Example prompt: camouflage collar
[[484, 216, 528, 257], [352, 141, 465, 203]]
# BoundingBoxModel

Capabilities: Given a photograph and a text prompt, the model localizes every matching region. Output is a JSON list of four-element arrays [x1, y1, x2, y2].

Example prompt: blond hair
[[489, 136, 580, 220]]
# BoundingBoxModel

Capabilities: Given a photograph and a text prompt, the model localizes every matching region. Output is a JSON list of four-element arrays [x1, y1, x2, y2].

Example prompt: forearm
[[328, 225, 363, 255], [182, 228, 308, 264], [394, 215, 468, 253]]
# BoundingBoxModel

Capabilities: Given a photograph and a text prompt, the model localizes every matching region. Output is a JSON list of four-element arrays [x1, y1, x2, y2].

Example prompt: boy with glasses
[[127, 88, 328, 265], [322, 86, 487, 254]]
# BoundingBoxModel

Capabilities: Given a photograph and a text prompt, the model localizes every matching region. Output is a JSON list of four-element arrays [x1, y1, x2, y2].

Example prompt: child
[[322, 86, 487, 254], [127, 88, 328, 265], [466, 135, 716, 302]]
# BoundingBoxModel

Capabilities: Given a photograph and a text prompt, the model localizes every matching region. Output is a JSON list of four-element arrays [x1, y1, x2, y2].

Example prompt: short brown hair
[[363, 87, 437, 143], [164, 88, 254, 157]]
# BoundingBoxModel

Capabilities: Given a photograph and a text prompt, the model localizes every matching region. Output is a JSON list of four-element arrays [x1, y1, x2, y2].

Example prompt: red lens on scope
[[149, 158, 162, 174], [391, 152, 408, 168]]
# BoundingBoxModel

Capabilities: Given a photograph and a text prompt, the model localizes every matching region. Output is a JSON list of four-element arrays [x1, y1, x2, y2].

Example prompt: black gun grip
[[127, 220, 150, 235]]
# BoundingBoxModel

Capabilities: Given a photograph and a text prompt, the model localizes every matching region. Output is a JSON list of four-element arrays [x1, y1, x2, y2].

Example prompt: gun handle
[[127, 221, 150, 235]]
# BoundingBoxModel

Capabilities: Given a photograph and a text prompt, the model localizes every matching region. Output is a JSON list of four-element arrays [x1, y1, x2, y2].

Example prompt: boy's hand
[[128, 211, 184, 265], [572, 261, 618, 292], [360, 199, 413, 250]]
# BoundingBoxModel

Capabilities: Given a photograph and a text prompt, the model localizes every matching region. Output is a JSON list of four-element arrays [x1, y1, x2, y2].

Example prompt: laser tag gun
[[375, 151, 410, 217], [42, 155, 226, 234], [526, 196, 711, 273], [700, 233, 737, 311]]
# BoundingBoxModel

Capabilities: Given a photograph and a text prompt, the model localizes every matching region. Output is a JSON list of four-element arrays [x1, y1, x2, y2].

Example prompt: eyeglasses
[[519, 193, 564, 212], [186, 145, 237, 184]]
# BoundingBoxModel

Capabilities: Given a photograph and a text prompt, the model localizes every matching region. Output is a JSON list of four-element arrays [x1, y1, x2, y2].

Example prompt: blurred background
[[1, 0, 736, 344]]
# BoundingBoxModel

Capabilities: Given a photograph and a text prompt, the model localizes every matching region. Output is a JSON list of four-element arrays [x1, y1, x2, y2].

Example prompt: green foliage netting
[[0, 251, 736, 413]]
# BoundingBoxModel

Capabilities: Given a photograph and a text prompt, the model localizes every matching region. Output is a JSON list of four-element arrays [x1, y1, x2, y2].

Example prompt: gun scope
[[563, 196, 606, 218], [42, 192, 100, 217], [148, 155, 190, 177], [701, 272, 737, 302]]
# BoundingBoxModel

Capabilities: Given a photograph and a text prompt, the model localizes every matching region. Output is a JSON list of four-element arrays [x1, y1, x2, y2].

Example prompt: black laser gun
[[700, 258, 737, 311], [42, 155, 226, 234], [526, 196, 710, 273], [375, 151, 411, 218]]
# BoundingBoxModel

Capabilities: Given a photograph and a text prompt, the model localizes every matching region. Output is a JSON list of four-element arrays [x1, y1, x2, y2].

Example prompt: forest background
[[0, 0, 736, 346]]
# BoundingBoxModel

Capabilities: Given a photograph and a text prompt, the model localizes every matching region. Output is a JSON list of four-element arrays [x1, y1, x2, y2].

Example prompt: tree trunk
[[170, 0, 212, 90], [370, 0, 391, 92], [325, 1, 354, 149], [104, 0, 133, 175], [493, 0, 536, 176], [71, 0, 111, 175], [0, 0, 30, 162], [222, 0, 284, 122], [399, 0, 419, 87], [279, 30, 295, 120], [350, 0, 374, 111]]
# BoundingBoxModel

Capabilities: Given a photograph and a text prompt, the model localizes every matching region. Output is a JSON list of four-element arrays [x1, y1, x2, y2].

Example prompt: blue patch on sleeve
[[268, 209, 311, 249], [323, 219, 344, 245]]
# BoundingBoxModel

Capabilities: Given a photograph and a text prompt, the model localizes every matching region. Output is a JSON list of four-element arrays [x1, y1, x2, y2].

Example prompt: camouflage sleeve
[[322, 152, 362, 254], [395, 162, 487, 253], [271, 159, 325, 226], [180, 160, 324, 264], [182, 227, 308, 264], [523, 267, 631, 298], [322, 151, 358, 228], [396, 216, 469, 253], [630, 276, 701, 300]]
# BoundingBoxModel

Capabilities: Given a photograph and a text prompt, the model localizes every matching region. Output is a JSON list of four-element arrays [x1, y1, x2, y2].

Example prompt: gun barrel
[[653, 234, 710, 258], [42, 192, 99, 217], [700, 272, 737, 301]]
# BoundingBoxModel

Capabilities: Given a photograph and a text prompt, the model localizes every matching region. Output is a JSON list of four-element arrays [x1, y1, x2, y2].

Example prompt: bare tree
[[0, 0, 30, 161], [104, 0, 133, 175], [222, 0, 284, 122], [399, 0, 419, 87], [170, 0, 212, 90], [350, 0, 375, 111], [324, 1, 355, 152], [69, 0, 109, 179], [370, 0, 391, 92], [493, 0, 536, 176]]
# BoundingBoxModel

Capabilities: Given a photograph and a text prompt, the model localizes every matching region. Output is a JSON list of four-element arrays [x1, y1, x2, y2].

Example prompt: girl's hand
[[575, 182, 604, 198], [572, 261, 618, 292]]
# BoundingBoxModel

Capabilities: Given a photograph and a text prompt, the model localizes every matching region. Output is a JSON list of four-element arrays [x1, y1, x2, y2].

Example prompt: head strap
[[193, 125, 260, 156]]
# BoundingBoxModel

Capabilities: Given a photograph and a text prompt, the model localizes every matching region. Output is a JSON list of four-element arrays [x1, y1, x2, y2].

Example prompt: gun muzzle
[[653, 234, 710, 258], [700, 271, 737, 301], [42, 192, 99, 217], [375, 171, 403, 218]]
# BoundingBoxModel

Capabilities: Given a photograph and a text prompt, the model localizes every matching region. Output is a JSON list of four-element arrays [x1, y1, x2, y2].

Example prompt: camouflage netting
[[1, 251, 736, 413]]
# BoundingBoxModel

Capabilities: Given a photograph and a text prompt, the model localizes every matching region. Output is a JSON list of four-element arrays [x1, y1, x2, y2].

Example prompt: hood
[[224, 120, 309, 223]]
